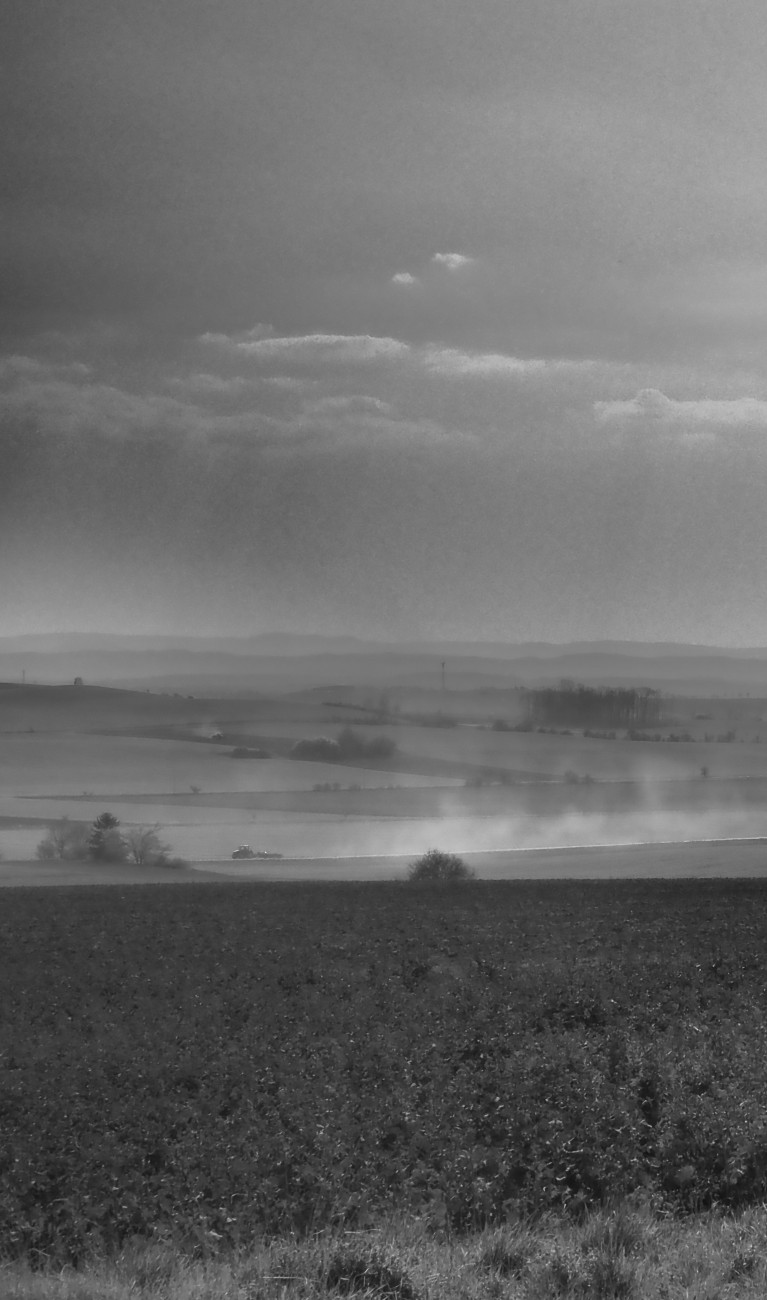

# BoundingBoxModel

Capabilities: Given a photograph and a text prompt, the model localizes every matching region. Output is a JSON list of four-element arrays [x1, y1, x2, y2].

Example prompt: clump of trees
[[407, 848, 476, 884], [528, 682, 662, 730], [34, 816, 89, 861], [36, 814, 183, 867], [290, 727, 396, 764]]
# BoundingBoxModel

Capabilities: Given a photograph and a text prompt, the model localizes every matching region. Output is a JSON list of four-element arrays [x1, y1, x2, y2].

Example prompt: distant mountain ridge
[[4, 632, 767, 659], [2, 633, 767, 694]]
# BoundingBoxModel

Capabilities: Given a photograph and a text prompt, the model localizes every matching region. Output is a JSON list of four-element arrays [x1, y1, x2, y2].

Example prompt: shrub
[[35, 817, 89, 862], [407, 848, 475, 883], [292, 730, 396, 764], [363, 734, 396, 760]]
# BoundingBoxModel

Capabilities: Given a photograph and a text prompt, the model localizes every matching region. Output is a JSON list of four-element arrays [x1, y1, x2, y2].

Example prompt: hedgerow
[[3, 879, 767, 1263]]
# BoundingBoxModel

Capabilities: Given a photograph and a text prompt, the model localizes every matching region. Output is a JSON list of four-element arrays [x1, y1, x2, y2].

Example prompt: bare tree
[[125, 824, 172, 865], [35, 817, 89, 861]]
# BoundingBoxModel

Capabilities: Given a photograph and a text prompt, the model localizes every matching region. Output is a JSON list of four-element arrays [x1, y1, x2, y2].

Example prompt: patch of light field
[[322, 724, 767, 782], [0, 733, 460, 797]]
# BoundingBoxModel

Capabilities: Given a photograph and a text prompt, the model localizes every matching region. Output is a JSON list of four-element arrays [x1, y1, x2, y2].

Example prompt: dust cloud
[[229, 807, 767, 862]]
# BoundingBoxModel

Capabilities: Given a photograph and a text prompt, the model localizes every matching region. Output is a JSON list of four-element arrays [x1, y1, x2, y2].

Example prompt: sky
[[3, 0, 767, 644]]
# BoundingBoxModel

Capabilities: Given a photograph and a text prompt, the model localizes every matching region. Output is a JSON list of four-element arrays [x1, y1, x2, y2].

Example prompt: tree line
[[526, 682, 662, 729], [36, 813, 183, 866], [290, 726, 397, 764]]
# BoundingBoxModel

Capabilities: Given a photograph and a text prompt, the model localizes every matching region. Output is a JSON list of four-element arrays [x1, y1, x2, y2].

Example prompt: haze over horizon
[[3, 2, 767, 645]]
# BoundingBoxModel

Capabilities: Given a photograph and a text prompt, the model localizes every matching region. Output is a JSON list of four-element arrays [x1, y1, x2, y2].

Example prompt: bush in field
[[290, 729, 397, 765], [124, 825, 172, 866], [408, 848, 475, 883], [35, 817, 89, 861], [337, 726, 396, 761], [87, 812, 128, 863], [363, 734, 397, 760]]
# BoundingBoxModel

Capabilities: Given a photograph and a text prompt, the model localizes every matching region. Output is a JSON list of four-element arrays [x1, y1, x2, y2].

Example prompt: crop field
[[3, 877, 767, 1267], [0, 733, 459, 798], [360, 723, 767, 784]]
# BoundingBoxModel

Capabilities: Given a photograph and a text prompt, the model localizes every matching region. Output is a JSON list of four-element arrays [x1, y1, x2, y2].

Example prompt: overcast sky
[[3, 0, 767, 643]]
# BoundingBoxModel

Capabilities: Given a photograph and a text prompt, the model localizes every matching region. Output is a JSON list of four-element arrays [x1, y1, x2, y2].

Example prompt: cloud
[[0, 355, 49, 380], [167, 372, 251, 398], [595, 387, 767, 427], [199, 324, 274, 348], [261, 376, 306, 390], [196, 324, 601, 386], [420, 346, 593, 377], [431, 252, 475, 271], [391, 272, 419, 285], [166, 371, 305, 398], [200, 330, 410, 365], [0, 353, 279, 442], [304, 395, 393, 416], [292, 408, 460, 448], [0, 353, 458, 453], [0, 354, 91, 381], [0, 361, 203, 440]]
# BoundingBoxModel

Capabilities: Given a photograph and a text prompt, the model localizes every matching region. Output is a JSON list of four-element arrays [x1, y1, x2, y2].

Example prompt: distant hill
[[3, 634, 767, 694]]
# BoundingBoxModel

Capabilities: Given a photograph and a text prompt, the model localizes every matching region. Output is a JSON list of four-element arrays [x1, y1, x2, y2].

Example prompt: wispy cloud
[[0, 368, 194, 440], [431, 252, 475, 271], [199, 324, 274, 348], [391, 272, 419, 286], [0, 353, 460, 453], [420, 346, 592, 377], [595, 387, 767, 427], [196, 324, 601, 385], [200, 330, 410, 365], [293, 408, 461, 448], [0, 354, 278, 442], [166, 372, 305, 398], [0, 354, 91, 381], [261, 375, 306, 390], [166, 372, 251, 398], [303, 395, 393, 416]]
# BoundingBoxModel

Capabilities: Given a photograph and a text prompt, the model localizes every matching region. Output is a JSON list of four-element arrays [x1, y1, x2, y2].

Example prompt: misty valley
[[3, 635, 767, 880]]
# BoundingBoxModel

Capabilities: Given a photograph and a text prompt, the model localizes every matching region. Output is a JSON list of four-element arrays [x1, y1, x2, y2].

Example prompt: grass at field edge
[[3, 1205, 767, 1298]]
